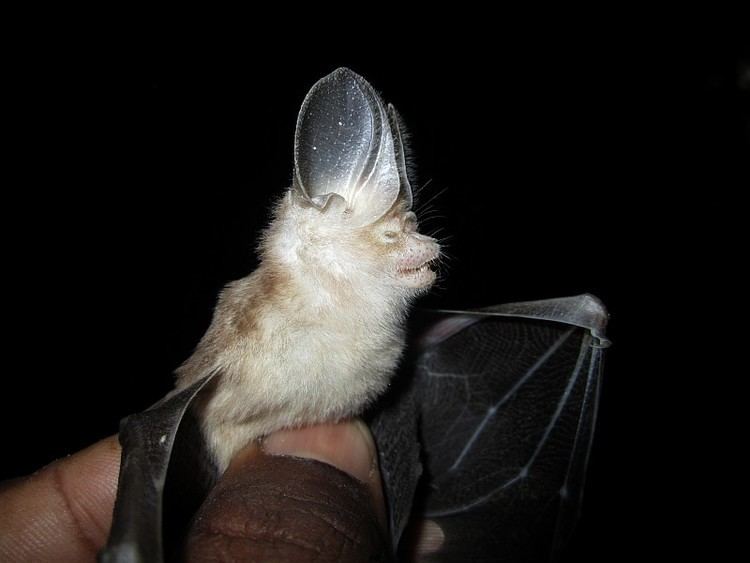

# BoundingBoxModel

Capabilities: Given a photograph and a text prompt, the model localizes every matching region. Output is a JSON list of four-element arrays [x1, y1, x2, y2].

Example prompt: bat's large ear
[[293, 68, 400, 226]]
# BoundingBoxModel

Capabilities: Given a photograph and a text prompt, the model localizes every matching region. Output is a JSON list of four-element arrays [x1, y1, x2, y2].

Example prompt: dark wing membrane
[[100, 375, 219, 563], [405, 296, 607, 562]]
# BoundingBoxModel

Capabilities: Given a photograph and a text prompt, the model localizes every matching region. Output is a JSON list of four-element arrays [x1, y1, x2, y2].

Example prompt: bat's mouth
[[397, 257, 438, 288]]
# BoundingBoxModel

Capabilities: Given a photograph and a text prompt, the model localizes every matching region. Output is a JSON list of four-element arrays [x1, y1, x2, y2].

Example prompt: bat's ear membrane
[[387, 103, 413, 211], [293, 67, 400, 226]]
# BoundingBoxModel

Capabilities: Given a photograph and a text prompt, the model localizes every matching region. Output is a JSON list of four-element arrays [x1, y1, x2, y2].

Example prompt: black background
[[3, 20, 745, 561]]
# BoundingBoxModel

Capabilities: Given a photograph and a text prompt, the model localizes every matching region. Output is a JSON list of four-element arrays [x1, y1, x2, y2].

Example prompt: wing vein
[[447, 328, 574, 472], [430, 329, 586, 517]]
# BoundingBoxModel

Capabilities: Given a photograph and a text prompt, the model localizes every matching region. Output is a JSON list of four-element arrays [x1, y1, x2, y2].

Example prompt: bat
[[101, 69, 609, 562], [173, 67, 440, 473]]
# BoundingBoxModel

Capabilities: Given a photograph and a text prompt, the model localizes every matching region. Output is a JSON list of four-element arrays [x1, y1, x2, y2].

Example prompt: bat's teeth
[[400, 261, 433, 275]]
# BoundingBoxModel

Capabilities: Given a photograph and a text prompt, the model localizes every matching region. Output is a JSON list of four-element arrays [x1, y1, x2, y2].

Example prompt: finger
[[401, 519, 446, 559], [262, 419, 386, 526], [185, 420, 391, 562], [0, 436, 121, 563]]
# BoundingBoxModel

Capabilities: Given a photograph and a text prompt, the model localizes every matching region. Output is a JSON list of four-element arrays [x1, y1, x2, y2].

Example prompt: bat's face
[[279, 194, 439, 297], [370, 207, 440, 291]]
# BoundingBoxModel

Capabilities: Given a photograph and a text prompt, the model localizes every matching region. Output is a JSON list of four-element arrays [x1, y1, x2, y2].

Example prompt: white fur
[[175, 190, 439, 472]]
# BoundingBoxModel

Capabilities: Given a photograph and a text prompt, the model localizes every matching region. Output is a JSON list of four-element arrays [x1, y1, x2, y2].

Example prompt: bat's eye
[[383, 230, 400, 242]]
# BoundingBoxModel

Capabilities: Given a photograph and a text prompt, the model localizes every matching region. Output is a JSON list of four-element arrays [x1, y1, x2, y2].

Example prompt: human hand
[[0, 420, 390, 562]]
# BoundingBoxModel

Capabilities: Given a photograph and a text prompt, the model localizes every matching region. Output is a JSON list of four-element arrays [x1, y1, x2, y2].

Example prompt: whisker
[[415, 185, 449, 215], [412, 178, 435, 202]]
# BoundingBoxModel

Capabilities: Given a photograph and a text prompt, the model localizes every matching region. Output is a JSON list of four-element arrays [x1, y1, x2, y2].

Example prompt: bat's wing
[[100, 374, 219, 563], [369, 294, 609, 561]]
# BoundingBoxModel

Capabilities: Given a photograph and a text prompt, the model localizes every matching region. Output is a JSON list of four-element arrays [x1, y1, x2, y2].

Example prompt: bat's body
[[175, 68, 439, 472]]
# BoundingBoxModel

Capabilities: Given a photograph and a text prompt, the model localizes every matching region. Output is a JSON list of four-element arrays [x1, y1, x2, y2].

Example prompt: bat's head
[[270, 68, 440, 297]]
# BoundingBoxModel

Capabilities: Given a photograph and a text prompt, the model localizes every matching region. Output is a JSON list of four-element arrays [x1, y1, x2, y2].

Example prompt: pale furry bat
[[175, 68, 440, 472]]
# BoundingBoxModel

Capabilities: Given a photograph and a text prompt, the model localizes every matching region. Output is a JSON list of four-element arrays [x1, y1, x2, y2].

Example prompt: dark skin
[[0, 421, 401, 562]]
